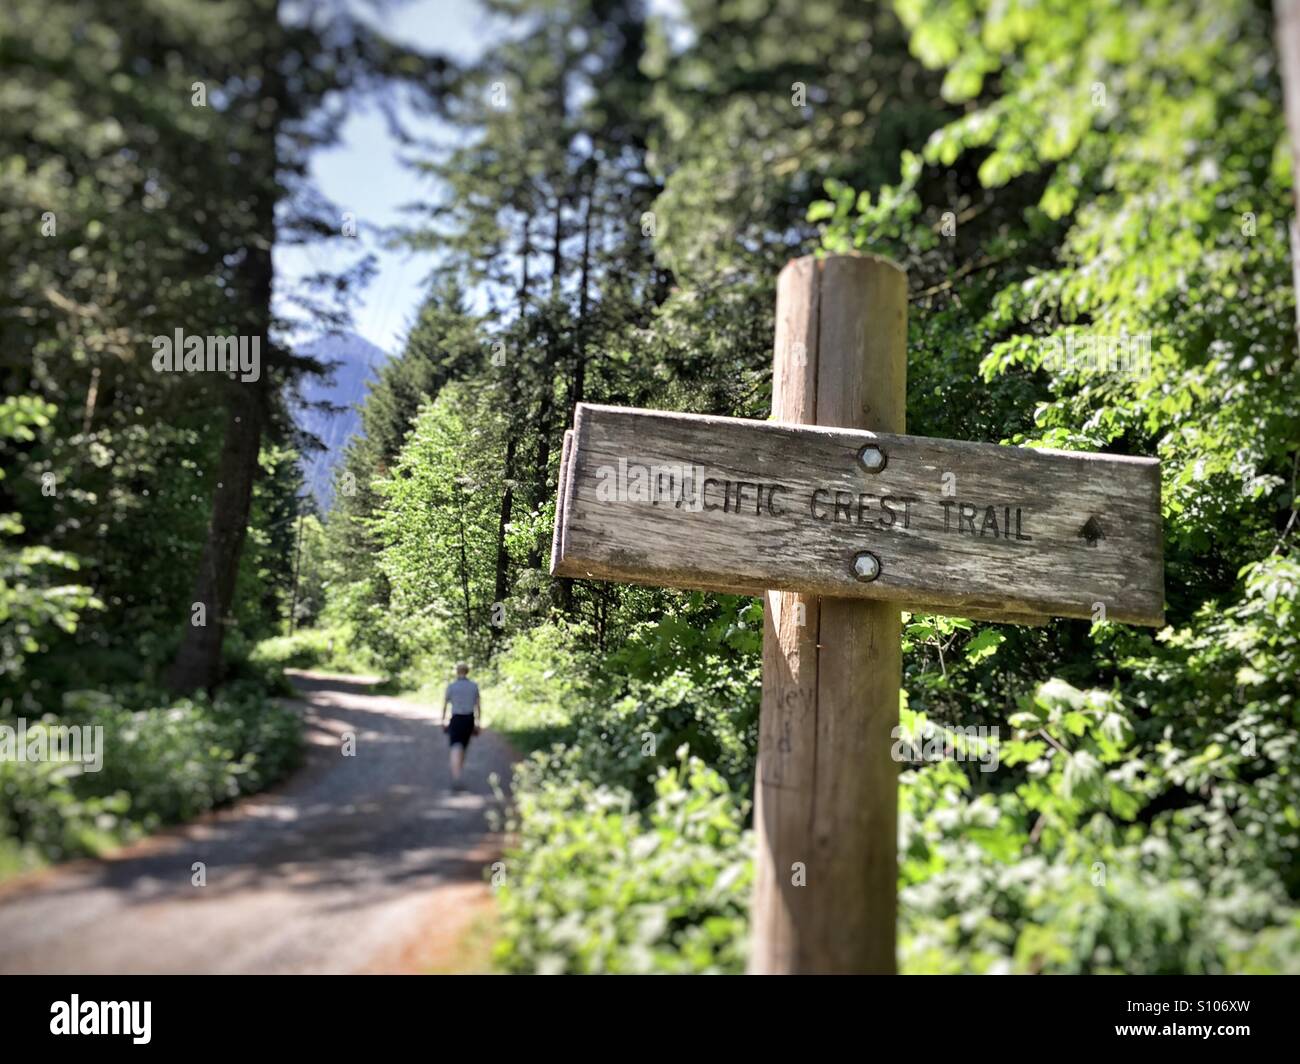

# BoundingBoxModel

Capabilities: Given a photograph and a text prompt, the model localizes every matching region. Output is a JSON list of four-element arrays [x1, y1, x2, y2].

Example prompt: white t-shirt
[[445, 677, 479, 715]]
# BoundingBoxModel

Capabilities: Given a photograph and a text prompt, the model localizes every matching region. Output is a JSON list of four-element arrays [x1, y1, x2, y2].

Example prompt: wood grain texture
[[752, 256, 825, 974], [550, 403, 1165, 626], [751, 253, 905, 974], [545, 252, 1166, 974]]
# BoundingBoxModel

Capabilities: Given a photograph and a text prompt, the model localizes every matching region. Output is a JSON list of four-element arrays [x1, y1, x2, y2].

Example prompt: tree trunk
[[166, 379, 265, 692], [288, 512, 304, 635], [166, 4, 279, 693], [529, 196, 566, 568], [457, 487, 473, 634], [556, 182, 595, 612], [572, 183, 595, 412], [489, 215, 535, 638], [492, 435, 517, 635]]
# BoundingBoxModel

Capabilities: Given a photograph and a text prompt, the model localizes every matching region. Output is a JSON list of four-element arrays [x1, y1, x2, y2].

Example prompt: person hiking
[[441, 662, 480, 791]]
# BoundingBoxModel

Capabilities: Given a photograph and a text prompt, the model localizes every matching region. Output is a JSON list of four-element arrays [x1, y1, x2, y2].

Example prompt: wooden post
[[750, 254, 908, 974], [550, 250, 1163, 968]]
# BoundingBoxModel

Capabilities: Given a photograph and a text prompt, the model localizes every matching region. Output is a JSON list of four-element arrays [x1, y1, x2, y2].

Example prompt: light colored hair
[[455, 662, 470, 676]]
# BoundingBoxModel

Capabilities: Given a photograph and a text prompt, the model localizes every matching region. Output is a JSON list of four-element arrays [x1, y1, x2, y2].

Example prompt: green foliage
[[0, 683, 301, 878], [479, 620, 593, 752], [486, 601, 760, 971], [249, 627, 377, 677], [646, 0, 945, 287], [234, 445, 312, 644], [0, 397, 101, 703], [542, 671, 757, 806], [494, 749, 752, 974], [444, 598, 759, 971], [285, 515, 329, 630], [326, 282, 486, 596], [800, 0, 1300, 973], [370, 383, 507, 654], [484, 0, 1300, 974]]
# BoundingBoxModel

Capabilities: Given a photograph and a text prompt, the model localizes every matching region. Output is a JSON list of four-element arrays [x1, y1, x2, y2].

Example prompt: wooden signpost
[[550, 404, 1163, 626], [549, 254, 1165, 973]]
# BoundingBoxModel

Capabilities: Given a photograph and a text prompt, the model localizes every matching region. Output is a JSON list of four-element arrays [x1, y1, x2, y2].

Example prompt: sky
[[273, 0, 501, 356], [275, 0, 685, 358]]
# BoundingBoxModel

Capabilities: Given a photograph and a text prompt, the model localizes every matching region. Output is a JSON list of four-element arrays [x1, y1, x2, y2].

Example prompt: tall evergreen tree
[[399, 0, 662, 624], [165, 0, 453, 690]]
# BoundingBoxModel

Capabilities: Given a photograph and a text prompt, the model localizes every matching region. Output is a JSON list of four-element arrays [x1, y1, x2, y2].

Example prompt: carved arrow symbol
[[1079, 514, 1106, 547]]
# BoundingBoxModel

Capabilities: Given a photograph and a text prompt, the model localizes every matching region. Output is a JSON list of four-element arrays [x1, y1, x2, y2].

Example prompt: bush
[[250, 627, 378, 677], [493, 749, 752, 974], [492, 620, 591, 711], [479, 620, 592, 752], [0, 682, 301, 877], [896, 674, 1300, 974], [488, 639, 761, 973], [563, 671, 756, 806], [480, 602, 763, 972]]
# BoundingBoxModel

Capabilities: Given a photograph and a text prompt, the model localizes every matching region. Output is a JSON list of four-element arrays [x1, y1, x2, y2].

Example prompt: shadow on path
[[0, 672, 515, 973]]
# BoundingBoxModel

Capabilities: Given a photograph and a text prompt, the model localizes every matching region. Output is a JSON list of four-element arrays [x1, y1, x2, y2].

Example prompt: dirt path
[[0, 672, 514, 974]]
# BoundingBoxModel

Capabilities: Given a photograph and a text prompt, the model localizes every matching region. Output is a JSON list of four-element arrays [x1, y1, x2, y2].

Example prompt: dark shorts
[[447, 714, 475, 748]]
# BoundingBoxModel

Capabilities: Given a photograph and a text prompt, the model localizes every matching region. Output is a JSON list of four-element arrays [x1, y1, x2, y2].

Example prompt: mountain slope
[[295, 332, 388, 512]]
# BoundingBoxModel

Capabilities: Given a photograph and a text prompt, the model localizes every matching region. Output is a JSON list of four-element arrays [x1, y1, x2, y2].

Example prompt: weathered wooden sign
[[549, 254, 1166, 975], [551, 403, 1164, 627]]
